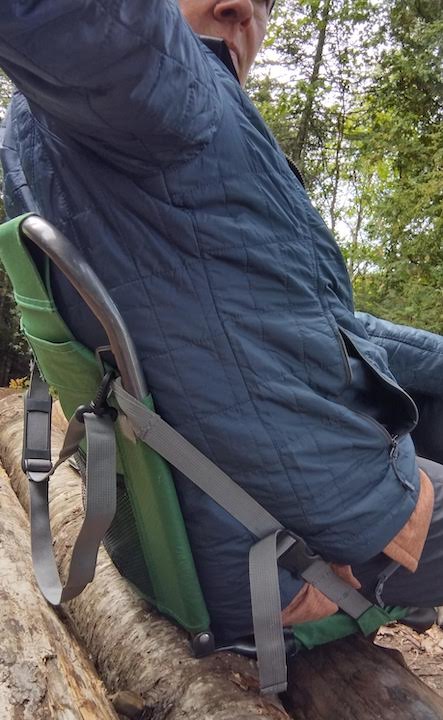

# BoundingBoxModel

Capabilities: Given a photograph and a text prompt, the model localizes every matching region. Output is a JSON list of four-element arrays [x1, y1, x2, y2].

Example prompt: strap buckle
[[277, 531, 322, 575], [278, 531, 373, 620], [75, 371, 118, 423], [23, 457, 53, 479]]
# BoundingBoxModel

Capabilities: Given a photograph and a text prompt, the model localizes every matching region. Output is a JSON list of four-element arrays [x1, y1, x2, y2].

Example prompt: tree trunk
[[328, 108, 345, 236], [0, 466, 118, 720], [293, 0, 332, 165], [287, 634, 443, 719], [1, 393, 443, 720]]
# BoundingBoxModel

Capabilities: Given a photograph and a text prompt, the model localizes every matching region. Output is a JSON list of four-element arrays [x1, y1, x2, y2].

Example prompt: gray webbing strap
[[249, 531, 296, 693], [112, 378, 373, 693], [301, 558, 372, 619], [112, 379, 283, 539], [25, 375, 116, 605]]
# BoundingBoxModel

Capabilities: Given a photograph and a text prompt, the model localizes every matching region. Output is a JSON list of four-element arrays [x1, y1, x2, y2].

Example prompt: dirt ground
[[376, 622, 443, 695]]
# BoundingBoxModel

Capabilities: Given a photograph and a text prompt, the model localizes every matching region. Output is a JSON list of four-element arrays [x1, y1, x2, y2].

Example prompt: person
[[1, 0, 442, 644]]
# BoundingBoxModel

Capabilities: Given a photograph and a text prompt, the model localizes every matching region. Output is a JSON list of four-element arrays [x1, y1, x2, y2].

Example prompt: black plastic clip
[[375, 561, 400, 609], [75, 371, 118, 423], [277, 531, 322, 575]]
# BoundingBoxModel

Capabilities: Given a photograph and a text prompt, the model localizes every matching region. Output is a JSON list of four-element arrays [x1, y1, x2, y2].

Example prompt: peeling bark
[[0, 467, 118, 720]]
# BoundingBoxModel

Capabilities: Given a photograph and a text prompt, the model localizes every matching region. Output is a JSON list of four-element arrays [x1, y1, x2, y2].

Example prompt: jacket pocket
[[24, 331, 103, 413], [337, 326, 418, 491]]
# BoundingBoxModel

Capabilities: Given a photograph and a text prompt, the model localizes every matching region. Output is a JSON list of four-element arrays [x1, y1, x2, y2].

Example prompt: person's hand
[[282, 565, 360, 625]]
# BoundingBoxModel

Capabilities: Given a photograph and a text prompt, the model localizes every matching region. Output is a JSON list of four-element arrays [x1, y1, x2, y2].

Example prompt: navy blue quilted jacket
[[1, 0, 441, 641]]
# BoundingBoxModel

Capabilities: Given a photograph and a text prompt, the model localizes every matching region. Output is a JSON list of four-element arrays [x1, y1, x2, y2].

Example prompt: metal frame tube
[[21, 215, 147, 400]]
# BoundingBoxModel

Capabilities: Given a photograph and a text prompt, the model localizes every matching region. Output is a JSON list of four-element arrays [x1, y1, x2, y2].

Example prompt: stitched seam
[[151, 181, 216, 457], [199, 232, 305, 254], [172, 205, 256, 466], [177, 397, 252, 423], [194, 208, 309, 521], [367, 333, 443, 357], [5, 1, 210, 94], [171, 169, 278, 199]]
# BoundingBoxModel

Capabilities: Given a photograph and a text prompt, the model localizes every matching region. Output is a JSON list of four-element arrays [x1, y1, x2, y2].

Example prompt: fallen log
[[1, 393, 443, 720], [0, 467, 118, 720], [0, 394, 289, 720], [287, 634, 443, 720]]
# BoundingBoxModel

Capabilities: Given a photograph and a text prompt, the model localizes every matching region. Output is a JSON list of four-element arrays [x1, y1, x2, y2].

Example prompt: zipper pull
[[390, 435, 415, 491], [389, 435, 399, 462]]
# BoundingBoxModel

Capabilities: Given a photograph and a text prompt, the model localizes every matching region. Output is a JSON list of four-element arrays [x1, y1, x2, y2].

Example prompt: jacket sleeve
[[0, 0, 222, 168], [356, 312, 443, 463], [356, 312, 443, 398]]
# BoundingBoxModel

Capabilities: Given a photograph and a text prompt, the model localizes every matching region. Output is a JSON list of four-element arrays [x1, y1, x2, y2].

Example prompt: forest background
[[0, 0, 441, 384]]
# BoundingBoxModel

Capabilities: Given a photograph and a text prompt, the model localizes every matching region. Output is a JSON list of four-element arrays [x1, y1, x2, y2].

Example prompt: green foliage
[[0, 71, 29, 384], [250, 0, 443, 333], [1, 70, 13, 212], [351, 0, 443, 331]]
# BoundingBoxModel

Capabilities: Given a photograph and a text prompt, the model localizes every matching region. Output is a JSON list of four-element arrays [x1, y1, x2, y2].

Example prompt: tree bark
[[287, 634, 443, 719], [1, 393, 443, 720], [0, 394, 289, 720], [0, 466, 119, 720]]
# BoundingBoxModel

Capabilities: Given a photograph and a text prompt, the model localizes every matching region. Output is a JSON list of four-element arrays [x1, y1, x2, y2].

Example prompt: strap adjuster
[[23, 457, 53, 481], [277, 531, 321, 575]]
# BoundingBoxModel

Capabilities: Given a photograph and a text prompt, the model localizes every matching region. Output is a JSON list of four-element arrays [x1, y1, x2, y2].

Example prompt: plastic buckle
[[75, 371, 118, 423], [277, 531, 322, 575], [23, 457, 53, 481]]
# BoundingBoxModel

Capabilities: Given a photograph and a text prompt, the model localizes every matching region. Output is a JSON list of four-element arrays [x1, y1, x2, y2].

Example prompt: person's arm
[[355, 312, 443, 397], [0, 0, 221, 168], [356, 312, 443, 463]]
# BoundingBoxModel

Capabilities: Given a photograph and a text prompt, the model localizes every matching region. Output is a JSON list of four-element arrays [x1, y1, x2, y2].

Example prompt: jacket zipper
[[369, 368, 419, 434], [335, 326, 353, 385], [337, 325, 419, 434], [335, 325, 418, 492]]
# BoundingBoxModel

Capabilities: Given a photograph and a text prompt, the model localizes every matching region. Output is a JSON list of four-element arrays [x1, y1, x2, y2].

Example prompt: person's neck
[[199, 36, 240, 83]]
